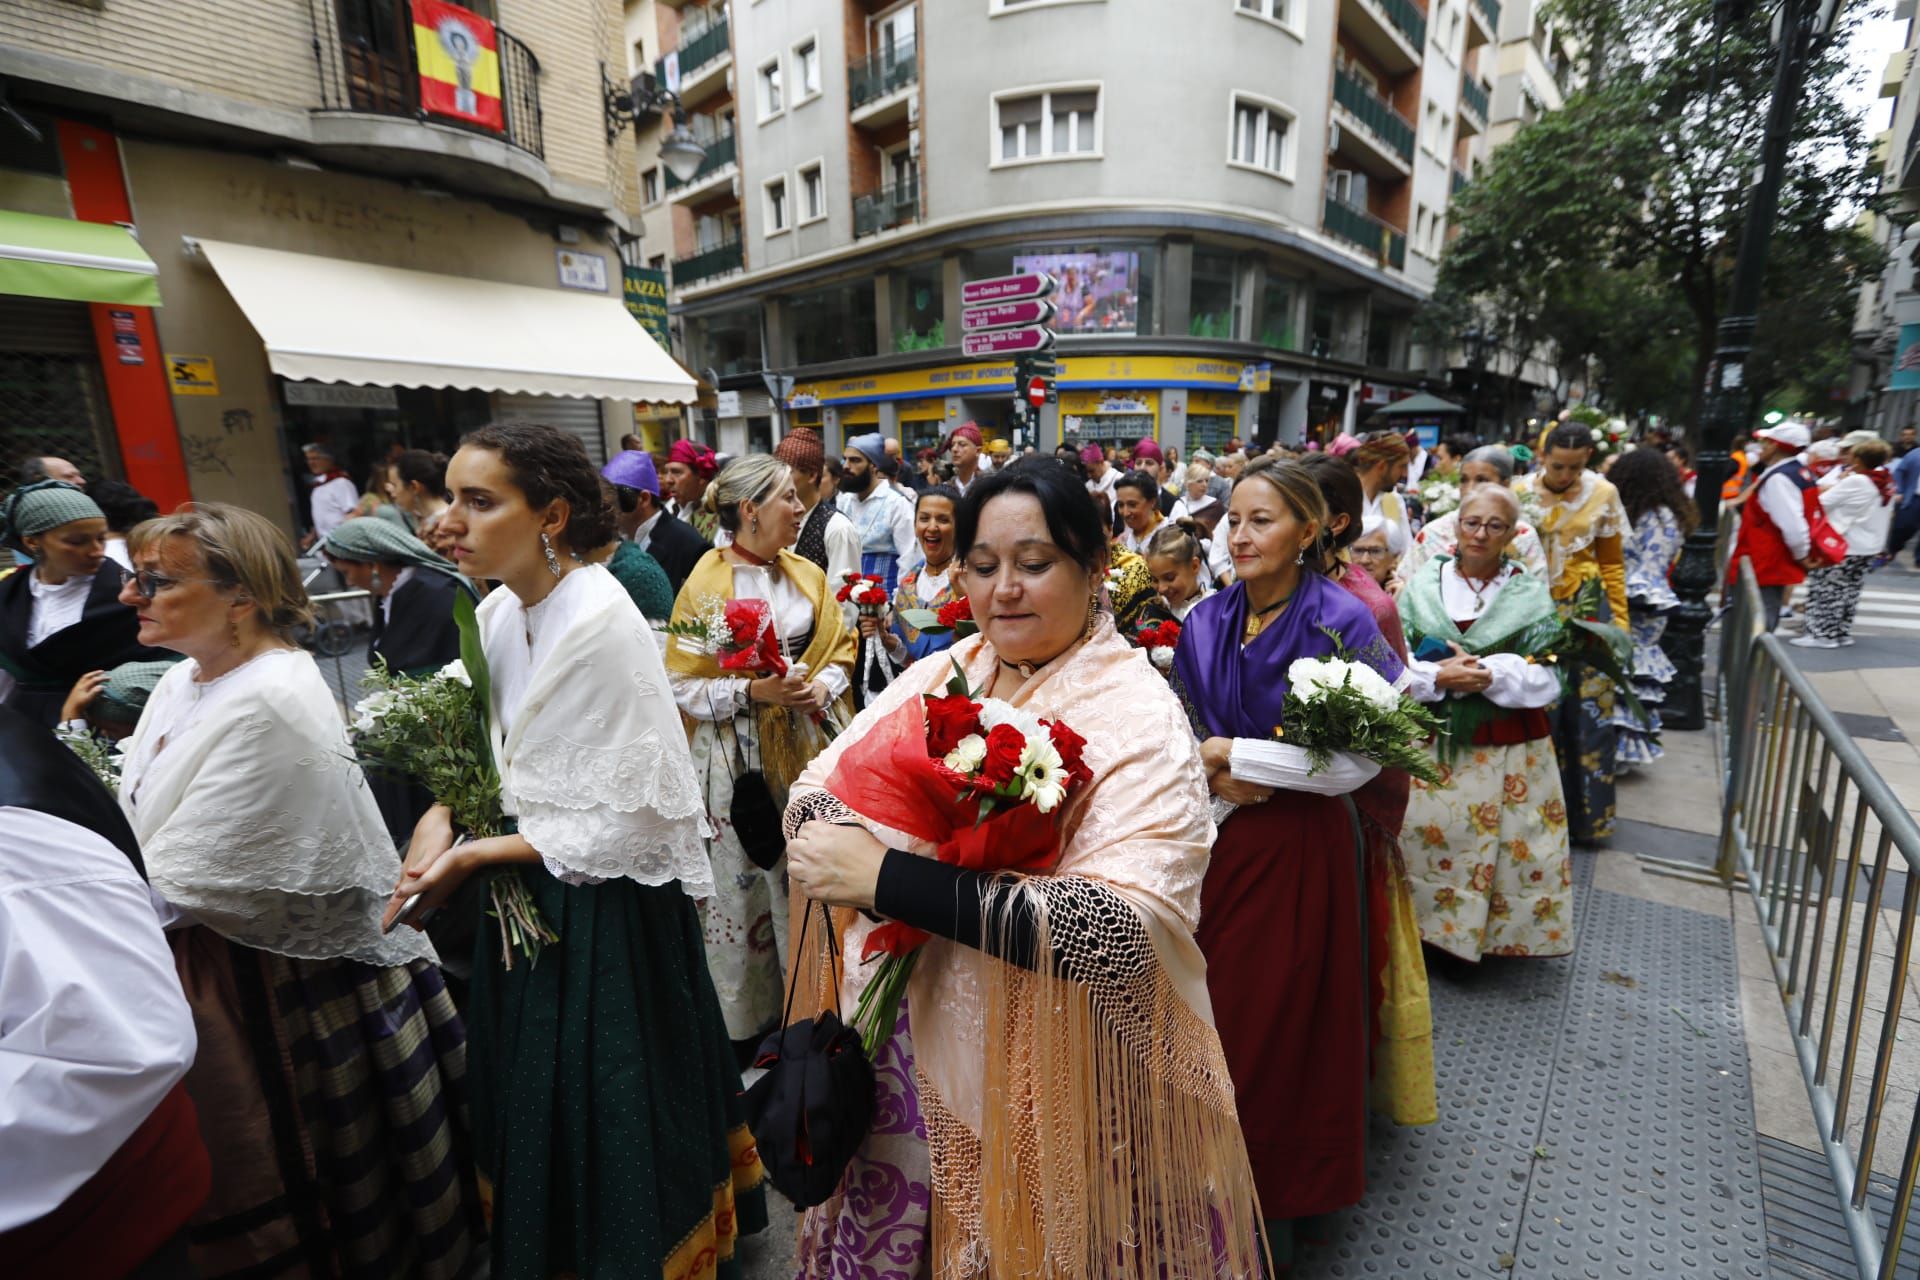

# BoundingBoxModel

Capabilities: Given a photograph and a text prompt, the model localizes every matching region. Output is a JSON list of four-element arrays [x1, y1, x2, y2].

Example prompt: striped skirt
[[171, 926, 484, 1279]]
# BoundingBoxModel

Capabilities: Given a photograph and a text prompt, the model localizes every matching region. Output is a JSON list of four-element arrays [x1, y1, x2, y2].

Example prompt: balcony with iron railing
[[1324, 192, 1407, 270], [1452, 165, 1469, 197], [310, 1, 545, 159], [1467, 0, 1499, 45], [1338, 0, 1426, 73], [849, 39, 918, 114], [853, 171, 920, 238], [664, 130, 738, 195], [1332, 66, 1416, 172], [1461, 76, 1489, 126], [657, 12, 731, 83], [673, 239, 744, 288]]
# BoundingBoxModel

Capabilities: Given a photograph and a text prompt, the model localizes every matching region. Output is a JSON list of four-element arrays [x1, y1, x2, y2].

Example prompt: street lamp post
[[1663, 0, 1824, 730]]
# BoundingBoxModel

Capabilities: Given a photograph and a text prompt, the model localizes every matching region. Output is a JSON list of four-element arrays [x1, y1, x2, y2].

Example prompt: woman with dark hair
[[665, 454, 855, 1053], [1112, 468, 1167, 556], [1297, 452, 1436, 1128], [1143, 520, 1213, 620], [392, 449, 452, 549], [0, 481, 169, 725], [1173, 456, 1407, 1264], [90, 479, 159, 570], [1608, 447, 1696, 766], [781, 456, 1265, 1280], [870, 484, 963, 670], [389, 423, 766, 1280]]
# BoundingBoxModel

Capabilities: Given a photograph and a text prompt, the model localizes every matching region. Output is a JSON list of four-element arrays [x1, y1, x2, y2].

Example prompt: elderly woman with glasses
[[1398, 486, 1575, 962], [1395, 446, 1549, 588], [114, 504, 481, 1279], [0, 481, 169, 725]]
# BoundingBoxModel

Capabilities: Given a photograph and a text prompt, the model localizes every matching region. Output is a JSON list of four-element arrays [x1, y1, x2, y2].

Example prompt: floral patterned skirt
[[1404, 734, 1575, 962]]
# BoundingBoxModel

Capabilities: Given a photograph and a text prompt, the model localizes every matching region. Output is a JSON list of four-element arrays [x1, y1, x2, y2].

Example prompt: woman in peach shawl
[[783, 458, 1264, 1279]]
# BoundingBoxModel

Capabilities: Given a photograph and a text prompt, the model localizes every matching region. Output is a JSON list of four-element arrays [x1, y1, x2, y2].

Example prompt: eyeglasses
[[1459, 519, 1513, 536], [1350, 545, 1389, 559], [129, 570, 223, 600]]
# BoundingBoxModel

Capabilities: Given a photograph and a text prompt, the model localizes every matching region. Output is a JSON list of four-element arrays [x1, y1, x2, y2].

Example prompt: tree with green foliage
[[1428, 0, 1883, 431]]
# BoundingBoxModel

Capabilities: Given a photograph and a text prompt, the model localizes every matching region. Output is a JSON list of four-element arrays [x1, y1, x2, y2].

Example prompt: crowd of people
[[1, 406, 1911, 1279]]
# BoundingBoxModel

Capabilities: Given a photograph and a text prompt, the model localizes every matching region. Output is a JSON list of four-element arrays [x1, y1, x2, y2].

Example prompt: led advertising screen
[[1011, 249, 1139, 335]]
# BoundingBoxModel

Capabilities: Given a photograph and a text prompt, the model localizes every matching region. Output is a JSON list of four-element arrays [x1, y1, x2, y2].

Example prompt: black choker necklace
[[1000, 656, 1038, 679]]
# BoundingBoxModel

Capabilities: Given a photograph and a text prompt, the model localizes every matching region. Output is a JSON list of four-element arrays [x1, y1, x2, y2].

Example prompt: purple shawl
[[1172, 572, 1404, 740]]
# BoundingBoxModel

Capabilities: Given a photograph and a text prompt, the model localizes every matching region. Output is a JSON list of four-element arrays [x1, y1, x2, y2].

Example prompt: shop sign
[[1189, 390, 1243, 416], [109, 309, 144, 365], [787, 352, 1255, 409], [1059, 390, 1157, 416], [622, 266, 671, 346], [557, 250, 609, 292], [284, 382, 400, 410], [1238, 361, 1272, 393], [715, 389, 742, 417], [412, 0, 505, 132], [166, 355, 219, 396], [1894, 324, 1920, 390]]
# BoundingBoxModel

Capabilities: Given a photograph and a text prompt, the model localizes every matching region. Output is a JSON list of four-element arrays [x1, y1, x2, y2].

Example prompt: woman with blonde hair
[[115, 503, 481, 1279], [666, 453, 856, 1056]]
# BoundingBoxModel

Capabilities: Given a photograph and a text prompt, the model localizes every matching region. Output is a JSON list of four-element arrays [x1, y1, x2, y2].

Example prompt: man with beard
[[663, 439, 720, 542], [946, 423, 986, 496], [837, 433, 915, 592]]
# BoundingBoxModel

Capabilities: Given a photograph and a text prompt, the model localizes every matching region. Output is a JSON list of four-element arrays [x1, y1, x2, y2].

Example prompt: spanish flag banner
[[412, 0, 504, 132]]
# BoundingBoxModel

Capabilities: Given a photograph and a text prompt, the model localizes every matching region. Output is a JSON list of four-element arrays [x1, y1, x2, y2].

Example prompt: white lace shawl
[[118, 651, 436, 968], [480, 565, 715, 895], [1516, 471, 1629, 592]]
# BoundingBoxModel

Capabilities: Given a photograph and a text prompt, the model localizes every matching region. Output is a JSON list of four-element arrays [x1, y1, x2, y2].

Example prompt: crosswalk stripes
[[1809, 586, 1920, 635]]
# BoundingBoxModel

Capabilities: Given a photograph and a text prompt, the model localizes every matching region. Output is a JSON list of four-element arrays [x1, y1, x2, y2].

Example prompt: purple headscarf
[[1172, 572, 1404, 740]]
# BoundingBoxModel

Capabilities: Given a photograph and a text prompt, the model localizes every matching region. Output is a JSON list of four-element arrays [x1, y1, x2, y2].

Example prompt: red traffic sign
[[961, 272, 1056, 307], [961, 299, 1057, 334], [1026, 377, 1049, 408], [962, 326, 1054, 357]]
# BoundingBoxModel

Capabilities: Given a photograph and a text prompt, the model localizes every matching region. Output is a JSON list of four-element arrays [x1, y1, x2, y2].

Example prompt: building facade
[[1, 0, 685, 537], [1848, 5, 1920, 436], [623, 0, 1537, 459]]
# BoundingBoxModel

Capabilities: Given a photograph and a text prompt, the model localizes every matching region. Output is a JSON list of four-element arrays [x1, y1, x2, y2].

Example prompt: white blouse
[[1401, 564, 1564, 709], [668, 563, 852, 722]]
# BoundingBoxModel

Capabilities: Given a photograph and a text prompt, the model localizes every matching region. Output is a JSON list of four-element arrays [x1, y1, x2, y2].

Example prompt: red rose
[[842, 572, 864, 586], [1046, 718, 1092, 788], [978, 723, 1026, 789], [1160, 620, 1181, 646], [937, 597, 973, 628], [923, 694, 983, 758], [835, 585, 853, 603], [724, 598, 765, 648], [864, 573, 884, 583]]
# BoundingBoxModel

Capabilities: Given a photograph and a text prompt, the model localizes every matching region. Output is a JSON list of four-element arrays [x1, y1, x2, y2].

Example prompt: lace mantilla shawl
[[119, 652, 435, 967], [1515, 471, 1629, 596], [479, 566, 714, 894]]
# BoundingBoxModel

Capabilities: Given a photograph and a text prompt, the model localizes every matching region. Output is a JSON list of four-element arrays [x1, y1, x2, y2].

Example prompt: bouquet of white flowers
[[351, 596, 556, 967], [57, 725, 124, 794], [1280, 627, 1447, 786], [1418, 475, 1463, 518]]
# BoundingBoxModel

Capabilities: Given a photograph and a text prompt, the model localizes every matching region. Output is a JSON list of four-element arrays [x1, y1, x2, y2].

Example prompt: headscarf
[[320, 517, 465, 585], [602, 449, 661, 495], [1079, 443, 1104, 466], [774, 427, 825, 474], [1327, 433, 1362, 458], [95, 658, 182, 723], [669, 439, 719, 478], [848, 432, 889, 470], [1, 481, 105, 554], [1133, 438, 1164, 463]]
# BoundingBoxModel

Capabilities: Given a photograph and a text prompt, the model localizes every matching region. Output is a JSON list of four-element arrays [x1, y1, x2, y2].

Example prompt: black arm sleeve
[[873, 850, 1045, 969]]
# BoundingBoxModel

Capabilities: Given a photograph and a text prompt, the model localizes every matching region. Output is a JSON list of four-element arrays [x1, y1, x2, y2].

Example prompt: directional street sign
[[962, 326, 1054, 357], [960, 299, 1057, 335], [960, 272, 1056, 307]]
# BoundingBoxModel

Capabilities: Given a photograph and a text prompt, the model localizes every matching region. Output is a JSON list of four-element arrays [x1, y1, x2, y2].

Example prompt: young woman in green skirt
[[391, 423, 768, 1279]]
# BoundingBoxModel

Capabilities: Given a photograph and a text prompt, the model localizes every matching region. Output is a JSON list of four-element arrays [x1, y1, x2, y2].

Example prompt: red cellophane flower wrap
[[718, 597, 787, 674]]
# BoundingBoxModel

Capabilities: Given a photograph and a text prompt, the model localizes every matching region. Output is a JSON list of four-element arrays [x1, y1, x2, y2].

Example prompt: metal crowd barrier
[[1718, 557, 1920, 1279], [305, 586, 372, 708]]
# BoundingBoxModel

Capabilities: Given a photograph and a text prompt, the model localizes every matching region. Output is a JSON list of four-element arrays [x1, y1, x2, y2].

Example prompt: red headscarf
[[669, 439, 718, 478]]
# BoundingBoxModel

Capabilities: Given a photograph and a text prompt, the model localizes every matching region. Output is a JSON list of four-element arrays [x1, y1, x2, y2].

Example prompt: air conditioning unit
[[907, 97, 920, 123]]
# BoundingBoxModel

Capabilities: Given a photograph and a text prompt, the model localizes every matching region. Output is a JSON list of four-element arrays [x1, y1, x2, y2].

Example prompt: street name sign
[[961, 299, 1057, 334], [961, 272, 1055, 307], [962, 326, 1054, 357]]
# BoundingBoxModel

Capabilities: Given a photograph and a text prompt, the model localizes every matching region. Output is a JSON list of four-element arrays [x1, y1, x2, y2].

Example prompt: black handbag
[[743, 900, 874, 1209], [726, 702, 786, 871]]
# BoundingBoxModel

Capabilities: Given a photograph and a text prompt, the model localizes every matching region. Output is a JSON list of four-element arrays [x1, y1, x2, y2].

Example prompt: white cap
[[1756, 421, 1811, 451]]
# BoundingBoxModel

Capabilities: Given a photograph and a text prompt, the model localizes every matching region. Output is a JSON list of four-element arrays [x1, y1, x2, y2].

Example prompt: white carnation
[[1590, 426, 1605, 441], [436, 659, 471, 687], [1346, 662, 1403, 713], [1287, 656, 1349, 700], [945, 734, 988, 773], [978, 697, 1045, 743]]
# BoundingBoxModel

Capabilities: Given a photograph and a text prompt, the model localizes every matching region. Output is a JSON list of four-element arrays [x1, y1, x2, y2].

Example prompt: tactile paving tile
[[1513, 887, 1770, 1278]]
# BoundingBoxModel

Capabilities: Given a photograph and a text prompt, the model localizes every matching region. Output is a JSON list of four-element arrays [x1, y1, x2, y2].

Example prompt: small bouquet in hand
[[352, 594, 556, 967], [57, 725, 124, 794], [1132, 618, 1182, 672], [896, 595, 979, 640], [822, 659, 1092, 1057], [836, 571, 889, 614], [1418, 474, 1463, 518], [839, 571, 894, 693], [1281, 626, 1447, 786], [664, 593, 788, 674]]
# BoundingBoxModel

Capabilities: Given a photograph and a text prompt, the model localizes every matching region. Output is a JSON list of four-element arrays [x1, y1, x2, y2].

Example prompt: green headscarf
[[2, 480, 104, 554], [95, 658, 183, 724], [319, 517, 464, 586]]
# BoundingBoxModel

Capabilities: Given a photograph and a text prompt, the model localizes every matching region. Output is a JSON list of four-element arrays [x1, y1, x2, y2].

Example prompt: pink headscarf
[[1326, 433, 1362, 458]]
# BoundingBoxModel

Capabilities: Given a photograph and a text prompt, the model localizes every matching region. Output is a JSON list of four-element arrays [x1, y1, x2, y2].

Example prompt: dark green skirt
[[467, 863, 769, 1280]]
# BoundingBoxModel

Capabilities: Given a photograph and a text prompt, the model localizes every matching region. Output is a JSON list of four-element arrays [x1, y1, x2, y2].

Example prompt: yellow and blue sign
[[788, 354, 1254, 408]]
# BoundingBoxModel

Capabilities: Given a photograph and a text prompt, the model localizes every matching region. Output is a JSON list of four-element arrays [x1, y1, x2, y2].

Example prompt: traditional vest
[[1732, 461, 1815, 588], [0, 707, 213, 1277], [794, 501, 834, 575]]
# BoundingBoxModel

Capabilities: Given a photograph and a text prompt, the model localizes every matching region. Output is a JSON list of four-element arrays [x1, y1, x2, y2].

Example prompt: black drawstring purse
[[742, 900, 874, 1209]]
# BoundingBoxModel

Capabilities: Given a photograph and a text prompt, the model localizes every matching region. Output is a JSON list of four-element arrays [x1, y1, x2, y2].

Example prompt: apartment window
[[874, 2, 915, 60], [1229, 94, 1293, 178], [1414, 205, 1432, 257], [1423, 100, 1441, 152], [648, 254, 667, 273], [758, 58, 783, 119], [1328, 168, 1368, 206], [1235, 0, 1295, 29], [765, 177, 789, 234], [992, 0, 1106, 11], [995, 87, 1102, 163], [642, 167, 661, 205], [799, 162, 826, 223], [794, 38, 821, 101]]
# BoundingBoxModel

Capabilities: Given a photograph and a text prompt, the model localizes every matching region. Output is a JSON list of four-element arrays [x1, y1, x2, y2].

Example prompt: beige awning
[[194, 238, 696, 403]]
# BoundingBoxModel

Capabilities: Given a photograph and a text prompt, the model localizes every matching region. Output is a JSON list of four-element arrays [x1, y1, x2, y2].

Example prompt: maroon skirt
[[1198, 791, 1368, 1219]]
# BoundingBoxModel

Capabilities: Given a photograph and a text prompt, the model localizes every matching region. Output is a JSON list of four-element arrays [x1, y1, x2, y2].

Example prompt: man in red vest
[[1729, 420, 1815, 630]]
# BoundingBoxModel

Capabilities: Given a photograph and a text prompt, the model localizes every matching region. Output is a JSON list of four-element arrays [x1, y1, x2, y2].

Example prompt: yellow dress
[[1512, 471, 1630, 624]]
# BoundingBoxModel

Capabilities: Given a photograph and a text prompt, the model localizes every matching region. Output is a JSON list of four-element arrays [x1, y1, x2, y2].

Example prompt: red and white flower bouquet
[[663, 593, 788, 673], [823, 659, 1093, 1055]]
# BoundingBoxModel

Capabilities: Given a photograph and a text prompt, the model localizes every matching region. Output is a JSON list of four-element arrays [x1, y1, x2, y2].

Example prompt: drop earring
[[370, 567, 382, 593], [752, 515, 761, 536], [540, 532, 563, 578], [1083, 592, 1100, 640]]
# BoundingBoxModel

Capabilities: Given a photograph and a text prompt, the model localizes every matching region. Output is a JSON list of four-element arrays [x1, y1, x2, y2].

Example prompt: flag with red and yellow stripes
[[412, 0, 504, 132]]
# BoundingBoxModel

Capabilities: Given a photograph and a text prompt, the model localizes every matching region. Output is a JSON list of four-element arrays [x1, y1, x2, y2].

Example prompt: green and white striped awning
[[0, 209, 161, 308]]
